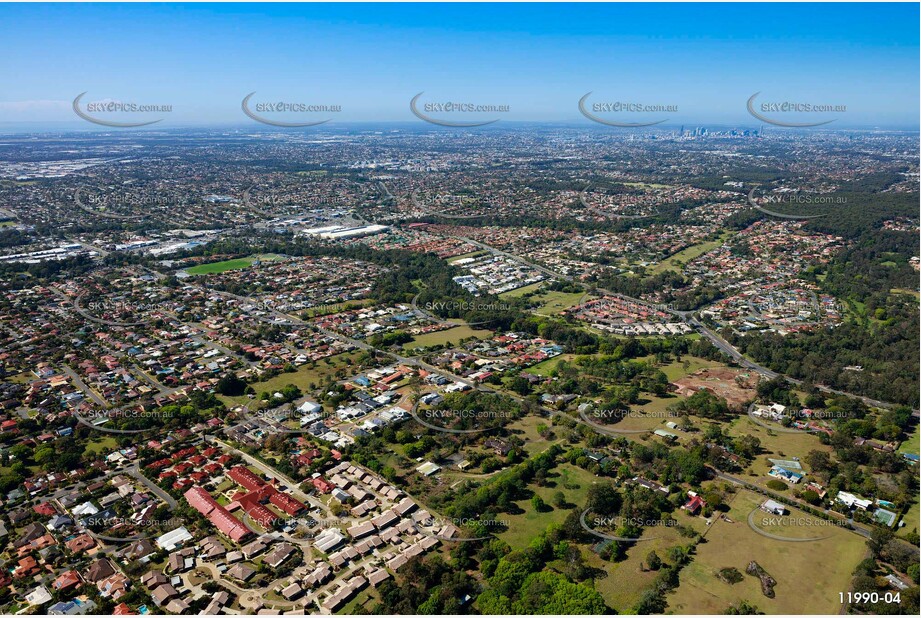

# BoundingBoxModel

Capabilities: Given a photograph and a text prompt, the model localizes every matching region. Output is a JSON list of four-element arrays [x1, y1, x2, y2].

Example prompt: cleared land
[[498, 281, 545, 298], [672, 367, 760, 409], [404, 325, 492, 349], [649, 233, 731, 275], [526, 354, 576, 377], [504, 415, 558, 455], [588, 511, 710, 611], [668, 489, 865, 614], [217, 352, 361, 408], [654, 356, 725, 382], [185, 257, 255, 275], [447, 250, 488, 263], [897, 502, 919, 539], [530, 290, 590, 314]]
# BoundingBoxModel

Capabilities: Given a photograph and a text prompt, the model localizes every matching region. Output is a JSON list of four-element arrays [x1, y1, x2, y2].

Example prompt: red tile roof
[[183, 486, 251, 542], [228, 466, 266, 492]]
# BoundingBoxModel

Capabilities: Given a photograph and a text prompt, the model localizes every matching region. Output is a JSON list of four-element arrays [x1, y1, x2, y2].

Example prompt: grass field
[[404, 325, 492, 350], [185, 257, 255, 275], [447, 250, 488, 263], [668, 489, 866, 614], [898, 426, 919, 456], [526, 353, 576, 377], [587, 511, 709, 612], [723, 416, 833, 487], [301, 298, 375, 317], [84, 435, 119, 457], [530, 290, 589, 314], [217, 352, 360, 408], [657, 356, 728, 382], [897, 502, 919, 539], [649, 233, 731, 275], [605, 395, 682, 439], [497, 463, 599, 550], [498, 281, 546, 298], [504, 416, 559, 455]]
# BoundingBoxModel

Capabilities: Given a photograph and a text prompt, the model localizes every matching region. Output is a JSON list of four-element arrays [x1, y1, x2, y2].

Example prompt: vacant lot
[[649, 233, 731, 275], [668, 489, 865, 614], [404, 325, 492, 350], [599, 395, 683, 439], [531, 290, 590, 315], [897, 501, 919, 540], [504, 415, 558, 455], [217, 352, 361, 408], [185, 257, 254, 275], [498, 281, 546, 298], [587, 510, 709, 612], [447, 250, 488, 263], [672, 367, 760, 409], [526, 353, 576, 377], [653, 356, 725, 382]]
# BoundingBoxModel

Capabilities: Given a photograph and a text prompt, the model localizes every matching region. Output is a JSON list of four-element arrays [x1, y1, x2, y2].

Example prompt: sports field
[[185, 257, 255, 275]]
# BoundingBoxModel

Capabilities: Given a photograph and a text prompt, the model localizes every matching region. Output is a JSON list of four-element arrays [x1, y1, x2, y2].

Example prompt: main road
[[442, 233, 910, 412]]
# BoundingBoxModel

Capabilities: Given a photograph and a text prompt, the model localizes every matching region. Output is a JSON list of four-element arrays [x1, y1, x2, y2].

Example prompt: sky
[[0, 2, 918, 129]]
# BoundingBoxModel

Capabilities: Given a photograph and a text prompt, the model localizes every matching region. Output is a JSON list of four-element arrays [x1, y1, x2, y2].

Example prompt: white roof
[[156, 526, 193, 551], [762, 499, 785, 512]]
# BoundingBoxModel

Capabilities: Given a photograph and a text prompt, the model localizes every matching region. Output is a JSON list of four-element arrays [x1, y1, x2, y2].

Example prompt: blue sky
[[0, 2, 918, 128]]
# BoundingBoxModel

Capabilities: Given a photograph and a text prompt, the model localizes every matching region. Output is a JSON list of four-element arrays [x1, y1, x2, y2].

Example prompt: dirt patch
[[672, 368, 759, 410], [746, 560, 777, 598]]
